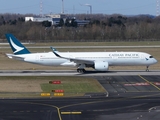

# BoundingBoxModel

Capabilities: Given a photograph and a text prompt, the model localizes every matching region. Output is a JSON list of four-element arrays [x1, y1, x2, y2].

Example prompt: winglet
[[5, 33, 30, 55], [50, 47, 58, 52], [50, 47, 62, 58]]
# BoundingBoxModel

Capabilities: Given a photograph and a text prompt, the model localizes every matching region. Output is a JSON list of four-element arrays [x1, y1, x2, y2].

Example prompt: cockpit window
[[149, 56, 153, 58]]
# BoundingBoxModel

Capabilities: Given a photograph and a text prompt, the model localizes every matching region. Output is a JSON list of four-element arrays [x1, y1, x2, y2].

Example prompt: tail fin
[[5, 33, 30, 55]]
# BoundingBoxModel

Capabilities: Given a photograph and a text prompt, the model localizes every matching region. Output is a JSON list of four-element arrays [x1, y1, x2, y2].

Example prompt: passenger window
[[149, 56, 153, 58]]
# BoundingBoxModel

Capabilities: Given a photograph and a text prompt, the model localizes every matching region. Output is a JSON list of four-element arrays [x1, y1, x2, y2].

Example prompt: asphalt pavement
[[0, 75, 160, 120]]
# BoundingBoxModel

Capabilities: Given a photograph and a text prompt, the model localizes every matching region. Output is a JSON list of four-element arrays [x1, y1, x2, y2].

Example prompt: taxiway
[[0, 74, 160, 120], [0, 70, 160, 76]]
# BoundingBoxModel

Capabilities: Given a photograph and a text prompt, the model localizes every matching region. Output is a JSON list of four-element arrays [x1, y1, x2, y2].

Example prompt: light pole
[[85, 4, 92, 14], [61, 0, 64, 14], [82, 4, 92, 14], [157, 0, 160, 16]]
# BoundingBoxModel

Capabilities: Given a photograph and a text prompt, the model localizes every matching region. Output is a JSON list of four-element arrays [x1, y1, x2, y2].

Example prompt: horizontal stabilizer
[[6, 53, 24, 61]]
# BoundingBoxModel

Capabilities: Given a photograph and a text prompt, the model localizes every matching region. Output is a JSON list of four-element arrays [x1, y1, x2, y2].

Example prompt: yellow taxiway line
[[139, 75, 160, 91]]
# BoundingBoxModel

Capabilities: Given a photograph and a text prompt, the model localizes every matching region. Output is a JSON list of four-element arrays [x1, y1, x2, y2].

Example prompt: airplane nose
[[153, 58, 158, 64]]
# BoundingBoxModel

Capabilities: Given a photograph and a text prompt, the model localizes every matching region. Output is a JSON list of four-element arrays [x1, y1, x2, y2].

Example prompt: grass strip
[[0, 76, 106, 98]]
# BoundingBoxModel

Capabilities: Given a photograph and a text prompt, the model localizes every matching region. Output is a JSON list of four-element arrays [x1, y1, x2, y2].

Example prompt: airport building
[[25, 16, 52, 23], [25, 14, 90, 27]]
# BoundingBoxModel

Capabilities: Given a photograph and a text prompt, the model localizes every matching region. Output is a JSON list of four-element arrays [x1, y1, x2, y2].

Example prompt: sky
[[0, 0, 157, 15]]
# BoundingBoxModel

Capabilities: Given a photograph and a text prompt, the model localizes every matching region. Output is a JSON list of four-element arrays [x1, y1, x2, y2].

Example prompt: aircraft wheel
[[77, 69, 86, 73], [82, 69, 86, 73], [146, 66, 149, 72]]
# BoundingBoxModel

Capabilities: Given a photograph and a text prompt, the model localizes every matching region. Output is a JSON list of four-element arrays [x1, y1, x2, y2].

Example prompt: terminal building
[[25, 14, 90, 27]]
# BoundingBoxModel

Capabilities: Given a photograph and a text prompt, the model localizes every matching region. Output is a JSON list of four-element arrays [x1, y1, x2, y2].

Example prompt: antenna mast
[[61, 0, 64, 14], [40, 0, 43, 17], [157, 0, 159, 16]]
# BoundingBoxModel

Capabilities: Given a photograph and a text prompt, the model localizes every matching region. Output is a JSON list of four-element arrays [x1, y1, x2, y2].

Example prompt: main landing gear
[[77, 68, 86, 73], [77, 64, 86, 73], [146, 66, 149, 72]]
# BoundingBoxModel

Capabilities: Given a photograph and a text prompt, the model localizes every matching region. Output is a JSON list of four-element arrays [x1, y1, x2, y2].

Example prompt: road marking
[[154, 82, 160, 85], [139, 75, 160, 91], [61, 112, 82, 114], [20, 102, 62, 120], [124, 82, 150, 86], [126, 91, 160, 92], [148, 106, 159, 111]]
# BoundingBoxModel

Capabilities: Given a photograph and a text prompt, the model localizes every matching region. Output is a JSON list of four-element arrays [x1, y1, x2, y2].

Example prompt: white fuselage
[[12, 51, 157, 67]]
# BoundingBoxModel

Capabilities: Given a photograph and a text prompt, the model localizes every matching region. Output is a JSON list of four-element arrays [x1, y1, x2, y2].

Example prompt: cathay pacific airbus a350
[[5, 33, 157, 73]]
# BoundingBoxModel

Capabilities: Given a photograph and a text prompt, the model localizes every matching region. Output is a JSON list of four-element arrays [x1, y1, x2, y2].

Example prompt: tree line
[[0, 13, 160, 42]]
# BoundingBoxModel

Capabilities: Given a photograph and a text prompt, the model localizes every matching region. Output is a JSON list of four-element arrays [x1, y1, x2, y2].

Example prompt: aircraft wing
[[69, 58, 94, 64], [6, 53, 25, 61], [51, 47, 94, 65]]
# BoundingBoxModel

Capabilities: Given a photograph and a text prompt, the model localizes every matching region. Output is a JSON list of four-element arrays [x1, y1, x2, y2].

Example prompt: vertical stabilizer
[[5, 33, 30, 55]]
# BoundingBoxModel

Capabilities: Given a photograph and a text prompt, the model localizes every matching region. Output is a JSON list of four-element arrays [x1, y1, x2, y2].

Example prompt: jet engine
[[94, 61, 109, 71]]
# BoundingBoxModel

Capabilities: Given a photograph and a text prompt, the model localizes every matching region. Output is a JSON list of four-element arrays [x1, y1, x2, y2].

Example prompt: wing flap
[[70, 58, 94, 64]]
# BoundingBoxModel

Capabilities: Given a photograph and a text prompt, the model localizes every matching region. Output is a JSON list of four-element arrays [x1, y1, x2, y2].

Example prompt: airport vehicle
[[6, 33, 157, 73]]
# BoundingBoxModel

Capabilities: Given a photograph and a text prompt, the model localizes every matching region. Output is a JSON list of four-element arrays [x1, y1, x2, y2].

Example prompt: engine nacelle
[[94, 61, 109, 71]]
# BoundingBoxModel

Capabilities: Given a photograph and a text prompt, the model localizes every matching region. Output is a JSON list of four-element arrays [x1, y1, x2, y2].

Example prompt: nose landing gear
[[146, 66, 149, 72]]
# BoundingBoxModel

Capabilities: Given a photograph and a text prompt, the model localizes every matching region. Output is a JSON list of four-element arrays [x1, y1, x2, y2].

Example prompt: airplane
[[5, 33, 157, 73]]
